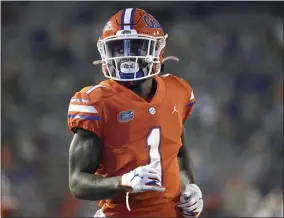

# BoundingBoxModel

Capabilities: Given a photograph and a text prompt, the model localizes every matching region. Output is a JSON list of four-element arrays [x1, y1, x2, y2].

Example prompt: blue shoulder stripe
[[68, 114, 102, 121]]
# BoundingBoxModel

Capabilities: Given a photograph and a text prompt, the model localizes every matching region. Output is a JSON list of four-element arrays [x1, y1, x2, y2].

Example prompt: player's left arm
[[178, 79, 197, 186], [178, 127, 195, 185], [177, 127, 203, 217], [177, 79, 203, 217]]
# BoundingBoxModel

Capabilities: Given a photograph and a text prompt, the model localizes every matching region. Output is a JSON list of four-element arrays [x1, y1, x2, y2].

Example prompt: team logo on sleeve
[[117, 109, 134, 123]]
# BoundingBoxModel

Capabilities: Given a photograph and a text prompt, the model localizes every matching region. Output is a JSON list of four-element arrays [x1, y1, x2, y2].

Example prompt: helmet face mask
[[96, 8, 167, 82], [108, 38, 148, 57], [98, 32, 165, 81]]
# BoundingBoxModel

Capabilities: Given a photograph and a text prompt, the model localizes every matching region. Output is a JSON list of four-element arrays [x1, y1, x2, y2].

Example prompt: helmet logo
[[120, 61, 139, 73], [143, 16, 161, 29]]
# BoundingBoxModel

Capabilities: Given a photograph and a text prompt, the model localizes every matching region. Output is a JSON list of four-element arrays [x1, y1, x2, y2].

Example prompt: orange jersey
[[67, 74, 196, 217]]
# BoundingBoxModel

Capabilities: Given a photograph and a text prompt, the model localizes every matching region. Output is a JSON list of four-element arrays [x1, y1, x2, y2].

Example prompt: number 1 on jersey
[[146, 127, 163, 185]]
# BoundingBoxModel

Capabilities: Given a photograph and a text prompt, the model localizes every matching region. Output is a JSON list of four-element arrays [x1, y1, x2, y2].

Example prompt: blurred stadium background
[[1, 1, 283, 217]]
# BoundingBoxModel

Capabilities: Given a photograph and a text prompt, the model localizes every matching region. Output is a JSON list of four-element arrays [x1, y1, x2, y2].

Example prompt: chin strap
[[126, 192, 131, 211], [93, 60, 103, 65], [162, 56, 179, 63]]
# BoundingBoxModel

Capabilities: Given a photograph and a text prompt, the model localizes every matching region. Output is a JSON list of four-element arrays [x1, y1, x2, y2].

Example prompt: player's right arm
[[69, 129, 165, 201], [69, 128, 126, 200], [68, 86, 165, 201]]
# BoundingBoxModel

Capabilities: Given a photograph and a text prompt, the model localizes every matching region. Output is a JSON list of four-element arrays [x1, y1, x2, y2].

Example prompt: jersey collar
[[102, 76, 166, 105]]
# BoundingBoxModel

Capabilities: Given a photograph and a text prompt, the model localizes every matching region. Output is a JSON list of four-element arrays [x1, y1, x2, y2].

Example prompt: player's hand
[[177, 184, 203, 217], [120, 161, 165, 193]]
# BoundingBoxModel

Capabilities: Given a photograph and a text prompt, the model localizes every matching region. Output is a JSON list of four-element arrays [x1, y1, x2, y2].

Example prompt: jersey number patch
[[146, 127, 163, 184]]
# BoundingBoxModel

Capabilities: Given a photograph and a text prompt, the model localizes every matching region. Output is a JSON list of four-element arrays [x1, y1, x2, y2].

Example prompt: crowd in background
[[1, 2, 283, 217]]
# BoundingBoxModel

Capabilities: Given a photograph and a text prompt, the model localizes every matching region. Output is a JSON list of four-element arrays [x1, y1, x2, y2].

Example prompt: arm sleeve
[[67, 88, 104, 139]]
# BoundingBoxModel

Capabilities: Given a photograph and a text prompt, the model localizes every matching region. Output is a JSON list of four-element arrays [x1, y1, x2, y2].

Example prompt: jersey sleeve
[[183, 87, 196, 121], [67, 87, 104, 138], [177, 78, 196, 122]]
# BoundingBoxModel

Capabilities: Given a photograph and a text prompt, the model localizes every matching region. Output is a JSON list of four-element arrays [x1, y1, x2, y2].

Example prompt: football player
[[68, 8, 203, 217]]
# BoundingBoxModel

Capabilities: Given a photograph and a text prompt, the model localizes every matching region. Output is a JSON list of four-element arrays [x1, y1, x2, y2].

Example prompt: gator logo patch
[[143, 15, 162, 29], [117, 109, 134, 123]]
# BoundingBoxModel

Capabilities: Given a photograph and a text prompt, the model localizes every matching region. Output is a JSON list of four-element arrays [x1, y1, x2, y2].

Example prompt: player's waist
[[100, 188, 181, 207], [126, 191, 179, 204], [100, 196, 181, 217]]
